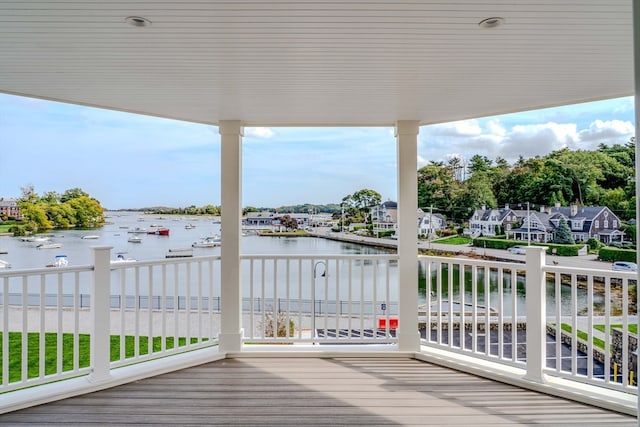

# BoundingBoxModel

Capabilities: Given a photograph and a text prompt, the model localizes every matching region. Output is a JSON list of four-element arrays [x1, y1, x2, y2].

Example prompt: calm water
[[0, 211, 393, 269], [0, 212, 599, 315]]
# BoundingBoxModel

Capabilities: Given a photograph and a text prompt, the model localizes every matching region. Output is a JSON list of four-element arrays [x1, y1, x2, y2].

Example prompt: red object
[[155, 228, 170, 236], [378, 317, 398, 329]]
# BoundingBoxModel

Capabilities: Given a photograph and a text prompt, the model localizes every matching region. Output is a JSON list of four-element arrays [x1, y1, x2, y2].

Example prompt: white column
[[395, 121, 421, 351], [523, 246, 547, 383], [218, 121, 244, 353], [633, 2, 640, 423], [89, 246, 112, 383]]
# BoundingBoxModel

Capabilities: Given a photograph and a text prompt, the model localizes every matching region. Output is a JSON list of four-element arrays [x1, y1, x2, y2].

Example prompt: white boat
[[185, 223, 196, 229], [192, 236, 221, 248], [0, 259, 11, 269], [81, 235, 100, 240], [128, 236, 142, 243], [46, 254, 68, 268], [37, 243, 62, 249], [127, 227, 148, 234], [111, 254, 137, 264], [20, 235, 51, 242]]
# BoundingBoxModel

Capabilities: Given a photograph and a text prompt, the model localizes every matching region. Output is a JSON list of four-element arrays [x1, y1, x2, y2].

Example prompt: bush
[[598, 247, 637, 262], [262, 310, 295, 338], [587, 238, 604, 251], [473, 237, 584, 256]]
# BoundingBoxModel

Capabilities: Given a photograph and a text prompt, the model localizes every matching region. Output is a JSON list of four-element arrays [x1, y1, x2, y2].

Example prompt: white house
[[417, 209, 446, 237]]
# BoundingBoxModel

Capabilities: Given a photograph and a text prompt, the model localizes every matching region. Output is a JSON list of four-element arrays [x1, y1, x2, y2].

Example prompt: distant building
[[242, 211, 311, 230], [467, 205, 521, 237], [417, 209, 447, 236], [0, 198, 21, 220], [506, 204, 624, 244], [371, 201, 398, 236]]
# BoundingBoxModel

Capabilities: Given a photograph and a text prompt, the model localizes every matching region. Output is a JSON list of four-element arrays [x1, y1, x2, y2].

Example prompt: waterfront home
[[417, 208, 447, 237], [467, 205, 521, 237], [506, 204, 624, 244], [0, 198, 21, 221], [0, 1, 637, 424]]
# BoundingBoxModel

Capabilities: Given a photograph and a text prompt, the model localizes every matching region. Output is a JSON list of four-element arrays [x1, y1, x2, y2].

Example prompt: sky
[[0, 93, 635, 210]]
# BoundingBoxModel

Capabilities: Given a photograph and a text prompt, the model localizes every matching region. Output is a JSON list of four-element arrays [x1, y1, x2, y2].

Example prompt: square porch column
[[395, 120, 421, 351], [218, 121, 244, 353]]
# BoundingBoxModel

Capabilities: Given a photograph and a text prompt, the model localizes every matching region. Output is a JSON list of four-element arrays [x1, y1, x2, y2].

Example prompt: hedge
[[598, 247, 637, 262], [472, 237, 584, 256]]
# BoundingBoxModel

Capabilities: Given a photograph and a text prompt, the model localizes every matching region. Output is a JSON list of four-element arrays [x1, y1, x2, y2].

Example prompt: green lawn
[[594, 324, 638, 335], [560, 323, 606, 350], [432, 236, 473, 245], [0, 332, 205, 383]]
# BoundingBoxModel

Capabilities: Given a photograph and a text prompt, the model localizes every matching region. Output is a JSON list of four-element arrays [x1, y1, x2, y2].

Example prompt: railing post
[[524, 246, 548, 383], [89, 246, 112, 383]]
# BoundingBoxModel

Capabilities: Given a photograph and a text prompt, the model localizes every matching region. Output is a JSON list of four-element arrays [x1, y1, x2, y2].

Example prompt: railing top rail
[[418, 254, 524, 269], [0, 264, 94, 277], [241, 254, 399, 261], [542, 263, 637, 277]]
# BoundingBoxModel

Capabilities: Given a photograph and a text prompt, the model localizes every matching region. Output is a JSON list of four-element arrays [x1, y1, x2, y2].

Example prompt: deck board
[[0, 357, 636, 426]]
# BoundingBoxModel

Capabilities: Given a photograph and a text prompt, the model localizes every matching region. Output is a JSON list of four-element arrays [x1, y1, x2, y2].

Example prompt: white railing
[[0, 247, 221, 392], [1, 246, 637, 402], [420, 250, 638, 395], [419, 255, 526, 368], [241, 255, 399, 344]]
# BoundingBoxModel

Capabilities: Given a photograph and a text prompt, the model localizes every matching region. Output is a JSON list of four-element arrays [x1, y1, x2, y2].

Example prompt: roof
[[0, 1, 632, 126]]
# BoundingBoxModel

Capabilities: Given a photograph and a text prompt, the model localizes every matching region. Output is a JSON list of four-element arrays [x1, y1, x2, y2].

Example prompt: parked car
[[507, 245, 527, 255], [612, 261, 637, 272]]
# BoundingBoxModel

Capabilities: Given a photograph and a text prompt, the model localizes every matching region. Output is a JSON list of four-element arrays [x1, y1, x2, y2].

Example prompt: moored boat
[[128, 236, 142, 243], [81, 235, 100, 240], [0, 259, 11, 269], [192, 235, 221, 248], [37, 242, 62, 249], [46, 254, 68, 268]]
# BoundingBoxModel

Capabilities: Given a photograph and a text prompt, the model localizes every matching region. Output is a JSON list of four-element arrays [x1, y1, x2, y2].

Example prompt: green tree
[[553, 217, 575, 244], [66, 196, 104, 228], [342, 189, 381, 224]]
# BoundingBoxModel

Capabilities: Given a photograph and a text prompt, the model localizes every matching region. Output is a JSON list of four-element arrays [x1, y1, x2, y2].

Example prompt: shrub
[[262, 310, 295, 338], [598, 247, 637, 262]]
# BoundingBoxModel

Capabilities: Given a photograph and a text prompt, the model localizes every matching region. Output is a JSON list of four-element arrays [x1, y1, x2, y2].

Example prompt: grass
[[560, 323, 606, 350], [433, 236, 473, 245], [0, 332, 204, 383], [594, 324, 638, 335]]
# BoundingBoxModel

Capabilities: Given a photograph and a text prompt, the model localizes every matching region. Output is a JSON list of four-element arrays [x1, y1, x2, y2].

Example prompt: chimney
[[555, 201, 561, 208], [505, 204, 509, 210], [540, 205, 545, 213], [481, 204, 486, 211], [570, 203, 578, 216]]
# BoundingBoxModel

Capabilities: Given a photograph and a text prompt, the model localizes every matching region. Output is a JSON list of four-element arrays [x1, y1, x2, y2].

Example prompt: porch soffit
[[0, 1, 633, 126]]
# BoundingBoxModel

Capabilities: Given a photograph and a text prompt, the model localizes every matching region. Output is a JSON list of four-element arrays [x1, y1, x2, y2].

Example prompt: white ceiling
[[0, 1, 633, 126]]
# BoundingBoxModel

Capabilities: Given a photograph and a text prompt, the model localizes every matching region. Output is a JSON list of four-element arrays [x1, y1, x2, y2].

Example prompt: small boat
[[128, 236, 142, 243], [37, 243, 62, 249], [185, 223, 196, 230], [0, 259, 11, 269], [81, 235, 100, 240], [192, 236, 221, 248], [127, 227, 148, 234], [46, 254, 68, 268], [149, 228, 170, 236], [111, 254, 137, 264]]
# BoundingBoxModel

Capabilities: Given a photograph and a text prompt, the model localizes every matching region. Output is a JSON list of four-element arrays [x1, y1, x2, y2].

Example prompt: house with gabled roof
[[506, 204, 624, 243], [467, 205, 521, 238]]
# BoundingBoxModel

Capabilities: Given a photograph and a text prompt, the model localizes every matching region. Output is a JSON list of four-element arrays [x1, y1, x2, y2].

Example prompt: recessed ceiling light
[[125, 16, 152, 27], [478, 17, 504, 28]]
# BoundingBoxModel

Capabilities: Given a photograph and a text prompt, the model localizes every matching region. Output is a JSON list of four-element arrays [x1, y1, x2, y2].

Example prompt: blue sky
[[0, 93, 635, 210]]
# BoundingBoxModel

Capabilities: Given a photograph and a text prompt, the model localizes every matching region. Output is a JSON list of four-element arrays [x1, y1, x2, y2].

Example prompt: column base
[[218, 330, 244, 354]]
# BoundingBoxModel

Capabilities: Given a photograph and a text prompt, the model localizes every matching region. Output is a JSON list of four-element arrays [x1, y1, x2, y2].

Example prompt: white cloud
[[245, 127, 275, 139], [497, 122, 578, 161], [428, 119, 482, 137], [577, 119, 634, 145]]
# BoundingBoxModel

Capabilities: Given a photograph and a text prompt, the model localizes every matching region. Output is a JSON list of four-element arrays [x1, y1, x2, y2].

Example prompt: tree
[[553, 217, 575, 244], [279, 214, 298, 230], [342, 189, 381, 224], [60, 188, 90, 203]]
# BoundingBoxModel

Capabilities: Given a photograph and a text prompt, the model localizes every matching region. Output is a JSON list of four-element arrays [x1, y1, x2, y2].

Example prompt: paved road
[[313, 228, 615, 271]]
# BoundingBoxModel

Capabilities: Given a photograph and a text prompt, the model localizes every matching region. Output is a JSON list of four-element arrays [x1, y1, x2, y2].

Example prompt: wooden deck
[[0, 357, 636, 426]]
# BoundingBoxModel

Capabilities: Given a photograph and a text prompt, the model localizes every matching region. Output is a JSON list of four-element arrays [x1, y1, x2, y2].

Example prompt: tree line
[[418, 139, 636, 223], [11, 186, 105, 235]]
